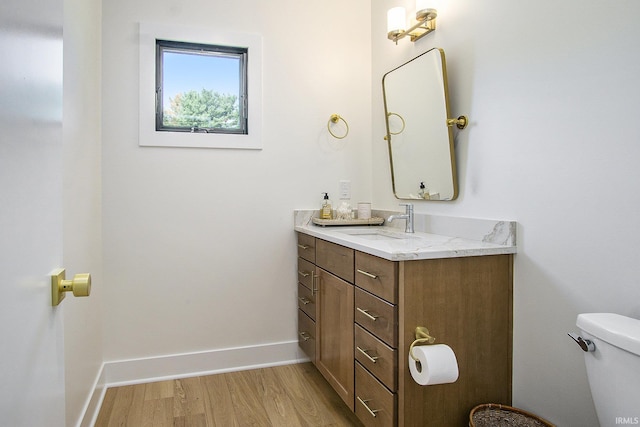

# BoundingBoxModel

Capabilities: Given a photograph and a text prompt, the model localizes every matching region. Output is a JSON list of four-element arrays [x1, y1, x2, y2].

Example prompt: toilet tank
[[577, 313, 640, 427]]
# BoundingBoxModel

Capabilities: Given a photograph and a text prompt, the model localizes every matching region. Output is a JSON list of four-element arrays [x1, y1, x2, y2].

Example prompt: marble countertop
[[294, 209, 517, 261]]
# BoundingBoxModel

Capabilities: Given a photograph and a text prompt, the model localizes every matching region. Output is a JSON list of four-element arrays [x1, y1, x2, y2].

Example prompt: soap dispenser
[[320, 192, 333, 219], [419, 182, 430, 200]]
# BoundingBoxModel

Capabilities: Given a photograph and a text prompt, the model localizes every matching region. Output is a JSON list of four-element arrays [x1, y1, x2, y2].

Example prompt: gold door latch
[[51, 268, 91, 306]]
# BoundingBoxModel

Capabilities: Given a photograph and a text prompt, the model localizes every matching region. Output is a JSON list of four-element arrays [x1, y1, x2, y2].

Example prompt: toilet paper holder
[[409, 326, 436, 361]]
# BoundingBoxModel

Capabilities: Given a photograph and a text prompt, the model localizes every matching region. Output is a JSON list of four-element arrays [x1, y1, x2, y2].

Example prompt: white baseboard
[[80, 340, 308, 426], [78, 366, 106, 427], [103, 340, 307, 386]]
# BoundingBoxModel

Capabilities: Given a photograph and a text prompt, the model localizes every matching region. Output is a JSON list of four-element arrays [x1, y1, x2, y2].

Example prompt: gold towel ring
[[387, 112, 406, 135], [328, 114, 349, 139]]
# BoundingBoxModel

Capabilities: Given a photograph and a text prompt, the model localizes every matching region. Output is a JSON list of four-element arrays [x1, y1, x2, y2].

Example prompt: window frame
[[155, 39, 249, 135], [138, 22, 263, 150]]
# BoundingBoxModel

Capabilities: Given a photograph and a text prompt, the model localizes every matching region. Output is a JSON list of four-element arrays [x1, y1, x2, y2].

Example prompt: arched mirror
[[383, 48, 462, 201]]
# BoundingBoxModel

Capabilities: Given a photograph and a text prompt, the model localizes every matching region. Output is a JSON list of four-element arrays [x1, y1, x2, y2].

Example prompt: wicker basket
[[469, 404, 555, 427]]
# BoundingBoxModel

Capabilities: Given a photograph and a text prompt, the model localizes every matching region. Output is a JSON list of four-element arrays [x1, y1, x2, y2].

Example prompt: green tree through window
[[164, 89, 239, 129]]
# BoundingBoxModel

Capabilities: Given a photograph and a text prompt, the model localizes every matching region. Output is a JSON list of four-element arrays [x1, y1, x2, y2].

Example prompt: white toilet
[[574, 313, 640, 426]]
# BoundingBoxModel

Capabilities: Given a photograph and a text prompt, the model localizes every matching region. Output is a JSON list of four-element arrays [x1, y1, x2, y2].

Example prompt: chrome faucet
[[387, 203, 414, 233]]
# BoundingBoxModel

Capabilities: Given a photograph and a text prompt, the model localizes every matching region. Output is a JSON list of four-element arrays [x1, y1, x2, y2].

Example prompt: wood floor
[[95, 362, 362, 426]]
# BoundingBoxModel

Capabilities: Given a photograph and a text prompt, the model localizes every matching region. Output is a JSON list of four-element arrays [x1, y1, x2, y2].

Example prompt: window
[[139, 23, 262, 149], [156, 40, 248, 134]]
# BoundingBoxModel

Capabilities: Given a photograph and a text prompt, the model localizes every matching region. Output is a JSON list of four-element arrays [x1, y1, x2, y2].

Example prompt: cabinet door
[[297, 233, 316, 262], [355, 287, 398, 347], [355, 251, 398, 304], [355, 363, 396, 427], [316, 267, 355, 410], [316, 239, 354, 283], [297, 283, 316, 321], [298, 309, 316, 362], [297, 257, 316, 291]]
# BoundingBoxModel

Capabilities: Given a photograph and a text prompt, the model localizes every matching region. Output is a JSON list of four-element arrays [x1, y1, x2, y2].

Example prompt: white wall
[[63, 0, 104, 425], [101, 0, 371, 361], [372, 1, 640, 426]]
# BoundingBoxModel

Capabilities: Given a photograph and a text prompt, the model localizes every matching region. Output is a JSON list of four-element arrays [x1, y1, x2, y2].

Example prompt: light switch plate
[[339, 180, 351, 199]]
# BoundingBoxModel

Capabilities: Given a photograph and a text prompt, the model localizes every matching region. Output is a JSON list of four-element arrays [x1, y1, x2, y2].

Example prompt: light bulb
[[387, 7, 406, 34]]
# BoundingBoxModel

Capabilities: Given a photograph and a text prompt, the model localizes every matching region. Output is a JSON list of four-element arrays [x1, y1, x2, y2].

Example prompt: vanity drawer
[[355, 288, 397, 348], [297, 283, 316, 320], [355, 363, 396, 427], [355, 252, 398, 304], [297, 233, 316, 263], [298, 310, 316, 363], [297, 257, 315, 291], [316, 239, 354, 283], [355, 324, 397, 391]]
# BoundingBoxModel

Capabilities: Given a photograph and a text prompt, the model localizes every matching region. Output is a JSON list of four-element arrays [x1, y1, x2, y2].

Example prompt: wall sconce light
[[387, 1, 438, 44]]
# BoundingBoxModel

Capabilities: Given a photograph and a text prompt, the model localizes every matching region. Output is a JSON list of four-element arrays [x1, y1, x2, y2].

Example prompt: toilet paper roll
[[408, 344, 459, 386]]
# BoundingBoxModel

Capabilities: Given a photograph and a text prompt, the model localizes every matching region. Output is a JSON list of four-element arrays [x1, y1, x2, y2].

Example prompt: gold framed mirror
[[382, 48, 458, 201]]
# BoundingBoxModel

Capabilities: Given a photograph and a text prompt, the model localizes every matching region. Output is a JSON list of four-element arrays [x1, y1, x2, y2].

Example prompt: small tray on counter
[[312, 217, 385, 227]]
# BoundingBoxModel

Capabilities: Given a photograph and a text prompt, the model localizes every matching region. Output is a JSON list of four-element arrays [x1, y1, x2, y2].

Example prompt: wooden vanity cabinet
[[295, 233, 513, 427], [296, 234, 316, 364], [397, 255, 512, 427], [296, 235, 356, 410]]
